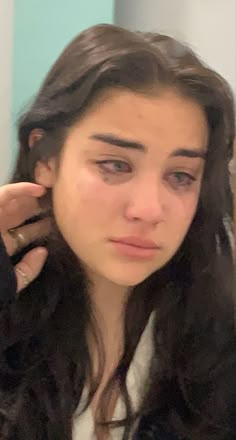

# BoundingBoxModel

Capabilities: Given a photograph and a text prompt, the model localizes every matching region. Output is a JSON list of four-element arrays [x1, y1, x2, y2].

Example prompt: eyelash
[[95, 159, 132, 174], [95, 159, 197, 189], [168, 172, 197, 188]]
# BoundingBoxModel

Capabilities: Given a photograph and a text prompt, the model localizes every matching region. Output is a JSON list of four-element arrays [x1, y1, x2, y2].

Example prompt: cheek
[[168, 193, 199, 234], [77, 175, 109, 207], [54, 167, 123, 223], [75, 171, 121, 214]]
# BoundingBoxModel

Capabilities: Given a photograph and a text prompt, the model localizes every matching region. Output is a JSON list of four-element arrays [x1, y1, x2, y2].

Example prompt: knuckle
[[16, 261, 34, 282]]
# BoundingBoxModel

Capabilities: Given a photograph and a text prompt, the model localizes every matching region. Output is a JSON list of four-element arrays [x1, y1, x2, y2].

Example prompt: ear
[[28, 128, 45, 148], [34, 158, 57, 188], [28, 129, 57, 188]]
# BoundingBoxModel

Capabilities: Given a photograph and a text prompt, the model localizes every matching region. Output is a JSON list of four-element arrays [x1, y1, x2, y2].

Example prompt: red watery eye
[[168, 172, 196, 188], [98, 160, 131, 173]]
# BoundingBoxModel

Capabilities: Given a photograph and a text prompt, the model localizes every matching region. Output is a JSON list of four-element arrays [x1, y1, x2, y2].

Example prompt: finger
[[0, 183, 46, 207], [0, 184, 46, 231], [15, 247, 48, 294], [0, 193, 47, 231], [3, 217, 52, 256], [0, 197, 43, 231]]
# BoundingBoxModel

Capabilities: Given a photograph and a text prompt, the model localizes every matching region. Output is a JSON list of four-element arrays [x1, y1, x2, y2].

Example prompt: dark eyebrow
[[89, 133, 145, 151], [170, 148, 207, 160], [90, 133, 206, 159]]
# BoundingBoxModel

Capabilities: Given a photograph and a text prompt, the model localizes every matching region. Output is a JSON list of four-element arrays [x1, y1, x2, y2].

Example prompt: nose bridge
[[125, 171, 164, 223]]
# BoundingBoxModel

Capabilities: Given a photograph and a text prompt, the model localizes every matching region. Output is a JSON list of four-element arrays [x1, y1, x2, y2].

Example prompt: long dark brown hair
[[2, 24, 236, 439]]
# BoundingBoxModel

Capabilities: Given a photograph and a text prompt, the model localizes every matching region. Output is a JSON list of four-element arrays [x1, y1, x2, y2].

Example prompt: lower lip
[[111, 241, 159, 259]]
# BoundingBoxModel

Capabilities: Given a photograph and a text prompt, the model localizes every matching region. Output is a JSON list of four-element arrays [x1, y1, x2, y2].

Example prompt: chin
[[107, 269, 154, 288], [106, 258, 170, 287]]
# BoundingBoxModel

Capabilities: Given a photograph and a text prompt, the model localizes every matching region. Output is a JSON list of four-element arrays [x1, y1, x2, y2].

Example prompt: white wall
[[0, 0, 13, 184], [115, 0, 236, 96]]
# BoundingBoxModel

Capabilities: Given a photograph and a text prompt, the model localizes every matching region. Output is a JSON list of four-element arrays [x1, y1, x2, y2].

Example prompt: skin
[[35, 87, 208, 294], [33, 87, 209, 432], [0, 183, 49, 292]]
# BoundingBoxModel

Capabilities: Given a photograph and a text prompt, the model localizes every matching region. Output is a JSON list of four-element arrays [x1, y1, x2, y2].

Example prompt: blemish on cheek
[[101, 174, 111, 183], [101, 175, 119, 185]]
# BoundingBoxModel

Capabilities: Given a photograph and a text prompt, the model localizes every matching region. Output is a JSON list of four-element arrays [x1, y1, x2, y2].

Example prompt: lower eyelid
[[165, 173, 197, 188]]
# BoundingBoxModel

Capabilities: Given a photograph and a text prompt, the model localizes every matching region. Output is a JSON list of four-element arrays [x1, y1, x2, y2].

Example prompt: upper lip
[[110, 236, 159, 249]]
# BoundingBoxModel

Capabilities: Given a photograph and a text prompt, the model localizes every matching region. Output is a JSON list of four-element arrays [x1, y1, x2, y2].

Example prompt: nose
[[124, 174, 165, 225]]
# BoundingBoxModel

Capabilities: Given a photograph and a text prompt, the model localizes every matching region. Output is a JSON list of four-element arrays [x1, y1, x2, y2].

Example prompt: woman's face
[[36, 88, 208, 287]]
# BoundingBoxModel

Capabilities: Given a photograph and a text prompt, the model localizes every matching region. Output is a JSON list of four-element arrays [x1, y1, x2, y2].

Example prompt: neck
[[87, 273, 131, 376], [89, 273, 130, 337]]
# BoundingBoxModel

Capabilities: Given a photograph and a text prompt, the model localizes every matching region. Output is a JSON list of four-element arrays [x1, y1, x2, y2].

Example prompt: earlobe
[[34, 159, 56, 188]]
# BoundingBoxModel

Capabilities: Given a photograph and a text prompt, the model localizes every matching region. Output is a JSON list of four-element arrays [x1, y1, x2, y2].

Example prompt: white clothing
[[72, 313, 155, 439]]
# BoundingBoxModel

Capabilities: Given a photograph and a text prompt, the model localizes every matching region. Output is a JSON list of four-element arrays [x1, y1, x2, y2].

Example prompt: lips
[[110, 236, 159, 249], [110, 237, 160, 259]]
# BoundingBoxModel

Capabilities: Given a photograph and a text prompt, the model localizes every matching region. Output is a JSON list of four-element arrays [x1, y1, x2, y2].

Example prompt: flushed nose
[[124, 176, 165, 225]]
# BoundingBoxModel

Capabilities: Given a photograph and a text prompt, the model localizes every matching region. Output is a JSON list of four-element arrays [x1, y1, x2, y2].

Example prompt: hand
[[0, 183, 51, 294]]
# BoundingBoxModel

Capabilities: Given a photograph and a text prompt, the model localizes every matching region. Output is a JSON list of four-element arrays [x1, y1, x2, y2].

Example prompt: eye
[[96, 160, 132, 174], [167, 172, 196, 189]]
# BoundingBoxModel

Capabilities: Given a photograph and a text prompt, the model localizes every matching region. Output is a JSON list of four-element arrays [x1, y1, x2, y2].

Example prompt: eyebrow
[[89, 133, 207, 160]]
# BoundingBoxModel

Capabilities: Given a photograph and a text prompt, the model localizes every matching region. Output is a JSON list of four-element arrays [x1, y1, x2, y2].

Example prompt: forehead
[[69, 87, 209, 149]]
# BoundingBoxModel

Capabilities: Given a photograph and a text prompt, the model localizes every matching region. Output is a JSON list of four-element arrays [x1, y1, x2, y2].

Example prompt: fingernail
[[35, 247, 48, 257]]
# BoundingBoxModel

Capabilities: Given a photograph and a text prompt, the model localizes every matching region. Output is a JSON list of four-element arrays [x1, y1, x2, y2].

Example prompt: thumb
[[15, 247, 48, 294]]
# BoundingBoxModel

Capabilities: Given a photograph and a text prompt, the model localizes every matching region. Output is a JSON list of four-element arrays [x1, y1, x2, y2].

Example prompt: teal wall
[[12, 0, 114, 137]]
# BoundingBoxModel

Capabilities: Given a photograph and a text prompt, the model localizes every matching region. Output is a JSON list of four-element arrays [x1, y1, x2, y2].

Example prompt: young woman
[[0, 24, 235, 440]]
